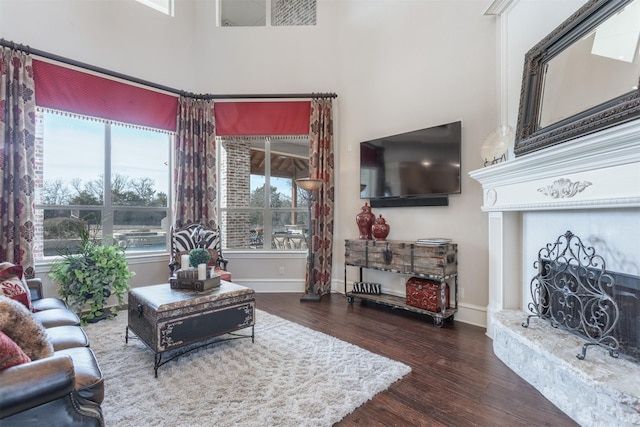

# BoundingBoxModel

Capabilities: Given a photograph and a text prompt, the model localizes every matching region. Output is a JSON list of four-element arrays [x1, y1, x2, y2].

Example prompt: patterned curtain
[[174, 97, 217, 229], [309, 98, 335, 296], [0, 48, 36, 277]]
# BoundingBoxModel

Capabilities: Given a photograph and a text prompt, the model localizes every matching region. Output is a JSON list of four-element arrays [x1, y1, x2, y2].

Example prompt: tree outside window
[[34, 112, 171, 258]]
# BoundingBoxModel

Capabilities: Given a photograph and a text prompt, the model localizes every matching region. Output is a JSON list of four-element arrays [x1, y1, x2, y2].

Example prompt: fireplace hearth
[[470, 119, 640, 426]]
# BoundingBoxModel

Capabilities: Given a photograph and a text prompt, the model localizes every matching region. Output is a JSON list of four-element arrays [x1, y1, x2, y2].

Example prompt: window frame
[[217, 136, 310, 251], [34, 111, 173, 261], [136, 0, 174, 16]]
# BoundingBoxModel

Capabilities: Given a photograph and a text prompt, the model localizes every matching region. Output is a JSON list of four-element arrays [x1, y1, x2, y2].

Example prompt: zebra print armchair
[[168, 222, 229, 277]]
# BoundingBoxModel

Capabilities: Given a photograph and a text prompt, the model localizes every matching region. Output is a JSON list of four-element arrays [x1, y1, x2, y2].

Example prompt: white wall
[[331, 1, 497, 326], [1, 0, 497, 326], [0, 0, 198, 90]]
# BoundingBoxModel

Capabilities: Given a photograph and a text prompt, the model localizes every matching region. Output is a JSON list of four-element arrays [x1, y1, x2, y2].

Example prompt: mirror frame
[[514, 0, 640, 157]]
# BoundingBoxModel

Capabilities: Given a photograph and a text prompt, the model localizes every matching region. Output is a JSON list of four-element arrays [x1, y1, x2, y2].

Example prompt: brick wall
[[273, 0, 316, 26], [220, 139, 251, 248]]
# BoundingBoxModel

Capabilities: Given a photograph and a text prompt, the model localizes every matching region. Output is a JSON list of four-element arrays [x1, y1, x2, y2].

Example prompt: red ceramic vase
[[371, 214, 390, 241], [356, 203, 375, 240]]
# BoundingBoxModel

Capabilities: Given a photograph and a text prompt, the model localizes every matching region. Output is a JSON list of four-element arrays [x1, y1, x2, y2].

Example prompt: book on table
[[415, 238, 452, 245], [170, 273, 221, 292]]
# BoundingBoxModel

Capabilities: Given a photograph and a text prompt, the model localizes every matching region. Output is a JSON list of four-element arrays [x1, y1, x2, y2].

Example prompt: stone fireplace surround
[[470, 119, 640, 426]]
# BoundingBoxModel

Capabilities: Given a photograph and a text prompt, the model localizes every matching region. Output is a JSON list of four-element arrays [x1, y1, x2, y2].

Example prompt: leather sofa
[[0, 279, 105, 427]]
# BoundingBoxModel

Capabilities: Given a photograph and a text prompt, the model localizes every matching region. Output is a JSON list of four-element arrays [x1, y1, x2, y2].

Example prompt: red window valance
[[33, 59, 178, 132], [214, 101, 311, 136]]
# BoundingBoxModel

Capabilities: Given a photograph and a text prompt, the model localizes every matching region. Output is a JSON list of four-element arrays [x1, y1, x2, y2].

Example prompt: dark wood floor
[[254, 293, 579, 427]]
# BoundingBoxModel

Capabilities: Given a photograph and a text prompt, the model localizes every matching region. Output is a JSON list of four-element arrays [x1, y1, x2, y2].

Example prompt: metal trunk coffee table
[[126, 281, 255, 377]]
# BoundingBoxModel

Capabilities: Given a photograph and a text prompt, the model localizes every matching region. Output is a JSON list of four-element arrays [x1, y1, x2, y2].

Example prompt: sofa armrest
[[0, 355, 104, 426], [26, 278, 44, 301], [0, 355, 75, 418]]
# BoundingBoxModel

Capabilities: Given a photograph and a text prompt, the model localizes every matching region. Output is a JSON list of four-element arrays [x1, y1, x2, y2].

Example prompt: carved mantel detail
[[538, 178, 592, 199]]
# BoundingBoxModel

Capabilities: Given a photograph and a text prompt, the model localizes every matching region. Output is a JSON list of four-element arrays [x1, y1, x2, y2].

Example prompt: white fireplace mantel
[[471, 120, 640, 213], [470, 119, 640, 337], [469, 120, 640, 426]]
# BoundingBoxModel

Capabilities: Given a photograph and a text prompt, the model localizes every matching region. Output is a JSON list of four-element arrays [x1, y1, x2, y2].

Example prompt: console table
[[344, 239, 458, 327]]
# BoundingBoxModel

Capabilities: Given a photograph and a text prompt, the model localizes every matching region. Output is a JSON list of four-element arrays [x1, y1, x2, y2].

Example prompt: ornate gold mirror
[[515, 0, 640, 156]]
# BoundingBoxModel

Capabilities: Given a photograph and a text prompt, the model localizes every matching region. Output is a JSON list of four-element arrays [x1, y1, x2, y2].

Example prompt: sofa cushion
[[32, 297, 68, 312], [0, 296, 53, 361], [33, 308, 81, 328], [55, 347, 104, 404], [0, 330, 31, 370], [47, 325, 90, 351], [0, 263, 33, 312]]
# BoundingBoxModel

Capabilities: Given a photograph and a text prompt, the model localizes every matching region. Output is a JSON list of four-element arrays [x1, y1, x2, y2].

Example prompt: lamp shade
[[296, 178, 323, 191]]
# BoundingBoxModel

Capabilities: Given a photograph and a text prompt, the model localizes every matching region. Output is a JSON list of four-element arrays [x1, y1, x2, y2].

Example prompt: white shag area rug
[[83, 309, 411, 427]]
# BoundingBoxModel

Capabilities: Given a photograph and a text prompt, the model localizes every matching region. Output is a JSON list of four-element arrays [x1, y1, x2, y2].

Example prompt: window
[[220, 0, 316, 27], [136, 0, 174, 16], [34, 111, 171, 259], [218, 136, 310, 250]]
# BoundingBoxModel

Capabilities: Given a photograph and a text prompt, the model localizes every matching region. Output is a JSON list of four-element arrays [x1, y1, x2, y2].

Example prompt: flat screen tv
[[360, 121, 462, 203]]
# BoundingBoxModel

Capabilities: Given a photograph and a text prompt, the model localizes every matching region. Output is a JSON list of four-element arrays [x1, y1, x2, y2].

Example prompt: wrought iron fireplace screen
[[523, 230, 622, 361]]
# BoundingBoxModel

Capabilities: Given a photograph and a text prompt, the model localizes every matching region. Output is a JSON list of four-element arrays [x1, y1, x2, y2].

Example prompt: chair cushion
[[33, 308, 81, 328], [0, 296, 54, 361], [32, 297, 68, 312], [215, 267, 232, 282], [0, 263, 33, 312], [0, 330, 31, 370], [55, 347, 104, 404], [47, 325, 90, 351]]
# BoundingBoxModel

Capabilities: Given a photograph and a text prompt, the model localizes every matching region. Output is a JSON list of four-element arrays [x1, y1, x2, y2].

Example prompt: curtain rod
[[0, 39, 337, 100]]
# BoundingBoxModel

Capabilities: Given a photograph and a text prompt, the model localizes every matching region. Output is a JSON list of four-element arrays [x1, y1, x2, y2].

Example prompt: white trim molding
[[470, 119, 640, 212], [483, 0, 520, 16]]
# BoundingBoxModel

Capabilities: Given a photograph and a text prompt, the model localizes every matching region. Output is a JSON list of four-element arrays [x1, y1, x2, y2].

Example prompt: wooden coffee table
[[126, 281, 255, 377]]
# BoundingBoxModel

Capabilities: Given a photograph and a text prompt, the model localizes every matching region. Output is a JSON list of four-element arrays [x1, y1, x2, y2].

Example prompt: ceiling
[[250, 150, 309, 179]]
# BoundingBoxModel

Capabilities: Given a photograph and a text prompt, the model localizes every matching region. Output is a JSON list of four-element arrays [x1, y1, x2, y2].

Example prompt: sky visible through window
[[251, 175, 293, 200], [43, 112, 170, 199]]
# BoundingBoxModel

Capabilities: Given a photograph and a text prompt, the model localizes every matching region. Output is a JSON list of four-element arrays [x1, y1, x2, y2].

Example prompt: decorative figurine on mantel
[[372, 214, 390, 241], [356, 202, 375, 240]]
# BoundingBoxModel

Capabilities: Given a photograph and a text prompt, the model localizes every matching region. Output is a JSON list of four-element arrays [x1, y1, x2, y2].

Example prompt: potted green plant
[[188, 248, 211, 268], [49, 227, 134, 323]]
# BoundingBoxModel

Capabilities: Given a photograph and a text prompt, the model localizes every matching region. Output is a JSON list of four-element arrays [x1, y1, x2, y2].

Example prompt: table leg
[[154, 353, 162, 378]]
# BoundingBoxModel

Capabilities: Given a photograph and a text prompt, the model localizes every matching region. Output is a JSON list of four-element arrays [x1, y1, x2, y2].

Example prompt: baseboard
[[233, 278, 304, 293], [454, 302, 487, 328]]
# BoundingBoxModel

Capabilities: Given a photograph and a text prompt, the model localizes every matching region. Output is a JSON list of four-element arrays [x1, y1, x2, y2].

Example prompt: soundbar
[[369, 195, 449, 208]]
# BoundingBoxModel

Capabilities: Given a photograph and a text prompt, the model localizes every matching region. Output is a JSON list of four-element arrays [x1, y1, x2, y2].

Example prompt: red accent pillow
[[0, 330, 31, 370], [0, 263, 33, 312]]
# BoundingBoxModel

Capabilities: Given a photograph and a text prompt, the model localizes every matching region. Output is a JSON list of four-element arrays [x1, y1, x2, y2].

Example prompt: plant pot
[[84, 312, 113, 323]]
